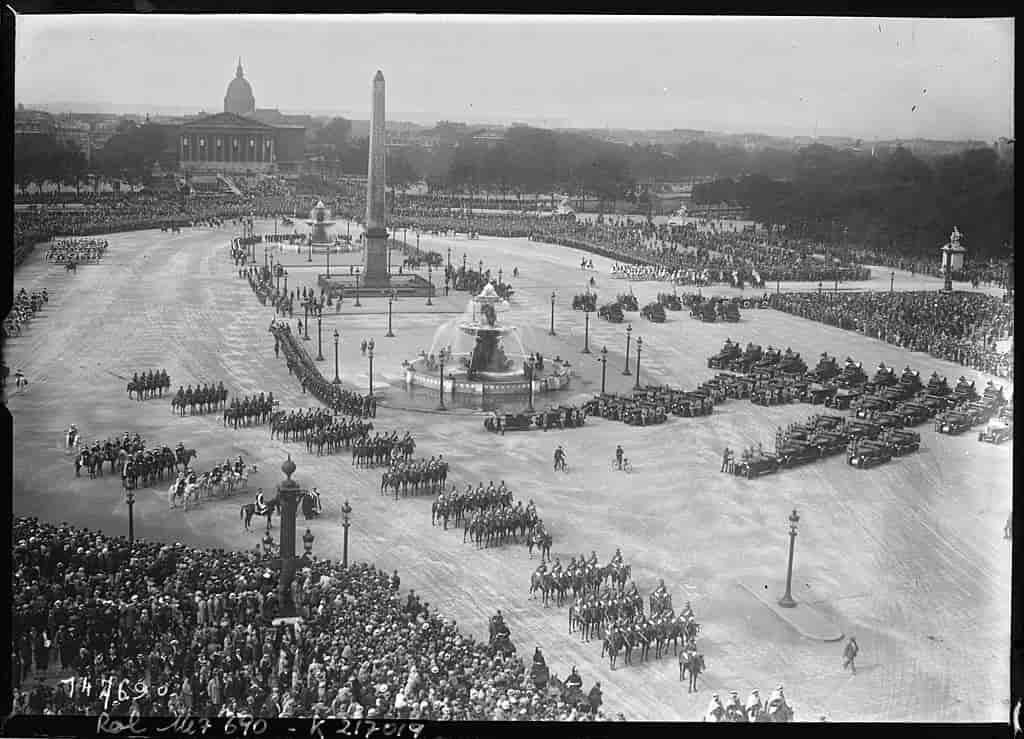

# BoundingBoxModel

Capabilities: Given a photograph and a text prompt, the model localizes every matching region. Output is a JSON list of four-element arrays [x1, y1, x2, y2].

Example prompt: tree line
[[691, 144, 1014, 259]]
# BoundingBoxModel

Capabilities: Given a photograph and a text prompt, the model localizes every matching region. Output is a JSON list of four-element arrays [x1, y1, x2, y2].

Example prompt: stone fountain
[[305, 200, 341, 252], [404, 283, 572, 397]]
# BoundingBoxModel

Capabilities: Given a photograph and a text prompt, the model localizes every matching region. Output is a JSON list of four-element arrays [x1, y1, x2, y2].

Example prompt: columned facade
[[178, 112, 277, 174]]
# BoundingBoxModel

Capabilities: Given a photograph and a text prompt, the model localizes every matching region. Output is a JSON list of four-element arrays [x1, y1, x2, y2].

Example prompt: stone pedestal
[[362, 228, 391, 287]]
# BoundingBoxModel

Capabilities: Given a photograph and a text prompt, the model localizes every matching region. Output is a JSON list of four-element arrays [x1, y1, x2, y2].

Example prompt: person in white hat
[[704, 693, 725, 722], [745, 688, 763, 721]]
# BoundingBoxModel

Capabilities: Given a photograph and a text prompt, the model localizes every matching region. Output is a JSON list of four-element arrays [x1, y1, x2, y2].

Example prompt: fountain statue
[[306, 200, 337, 250], [404, 282, 571, 398]]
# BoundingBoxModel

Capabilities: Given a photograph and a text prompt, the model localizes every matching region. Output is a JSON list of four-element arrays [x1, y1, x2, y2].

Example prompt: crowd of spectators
[[10, 517, 615, 721], [767, 290, 1014, 380]]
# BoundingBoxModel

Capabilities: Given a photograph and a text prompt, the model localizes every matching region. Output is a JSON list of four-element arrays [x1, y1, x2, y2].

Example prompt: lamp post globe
[[779, 508, 800, 608], [599, 345, 608, 394], [622, 323, 633, 376], [332, 329, 341, 384], [549, 291, 556, 336], [341, 499, 353, 568], [634, 336, 643, 389]]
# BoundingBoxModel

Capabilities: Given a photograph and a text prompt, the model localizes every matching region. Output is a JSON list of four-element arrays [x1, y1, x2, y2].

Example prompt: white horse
[[66, 426, 79, 449], [14, 372, 28, 393]]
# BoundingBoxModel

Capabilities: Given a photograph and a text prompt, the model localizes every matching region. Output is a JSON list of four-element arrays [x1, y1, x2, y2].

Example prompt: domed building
[[224, 58, 256, 115], [177, 59, 306, 176]]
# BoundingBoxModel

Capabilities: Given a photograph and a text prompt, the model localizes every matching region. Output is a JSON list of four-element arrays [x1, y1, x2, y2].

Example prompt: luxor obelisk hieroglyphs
[[362, 70, 390, 286]]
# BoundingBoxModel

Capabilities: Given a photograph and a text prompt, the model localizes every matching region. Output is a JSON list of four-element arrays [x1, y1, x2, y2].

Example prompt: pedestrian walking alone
[[842, 636, 858, 674]]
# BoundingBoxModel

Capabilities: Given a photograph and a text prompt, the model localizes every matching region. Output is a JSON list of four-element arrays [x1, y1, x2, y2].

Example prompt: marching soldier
[[745, 689, 763, 721], [725, 691, 745, 721], [842, 636, 859, 673], [704, 694, 725, 722]]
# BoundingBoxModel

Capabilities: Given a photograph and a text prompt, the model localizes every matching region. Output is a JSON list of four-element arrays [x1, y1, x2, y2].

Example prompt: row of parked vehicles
[[583, 371, 753, 426], [483, 404, 586, 433], [729, 412, 924, 479]]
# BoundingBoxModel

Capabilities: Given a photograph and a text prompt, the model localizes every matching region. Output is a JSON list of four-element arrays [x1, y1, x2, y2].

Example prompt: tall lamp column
[[385, 291, 396, 338], [125, 488, 135, 547], [437, 351, 447, 411], [549, 291, 556, 336], [634, 336, 643, 389], [316, 308, 324, 361], [598, 346, 608, 394], [582, 308, 591, 354], [332, 329, 341, 384], [341, 499, 352, 568], [622, 323, 633, 376], [778, 508, 800, 608], [367, 339, 375, 398]]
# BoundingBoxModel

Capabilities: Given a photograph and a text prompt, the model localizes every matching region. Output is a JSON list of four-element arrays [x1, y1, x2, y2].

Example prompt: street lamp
[[437, 349, 447, 411], [622, 323, 633, 376], [264, 245, 268, 268], [447, 247, 452, 273], [426, 263, 434, 306], [354, 270, 362, 307], [367, 339, 375, 398], [125, 488, 135, 547], [326, 244, 331, 278], [463, 253, 467, 270], [302, 528, 315, 559], [332, 329, 341, 384], [634, 336, 643, 389], [316, 307, 324, 361], [526, 356, 536, 412], [598, 346, 608, 394], [549, 291, 556, 336], [303, 300, 310, 340], [779, 508, 800, 608], [890, 271, 895, 294], [385, 290, 397, 337], [582, 308, 591, 353], [479, 259, 484, 275], [308, 239, 313, 263], [498, 268, 503, 285], [341, 499, 352, 568]]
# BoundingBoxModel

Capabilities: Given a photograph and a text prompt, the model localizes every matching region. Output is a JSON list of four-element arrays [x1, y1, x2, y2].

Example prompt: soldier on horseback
[[611, 548, 623, 567], [551, 558, 562, 577], [308, 487, 323, 516], [254, 488, 267, 516], [725, 691, 745, 721], [745, 689, 763, 721], [704, 694, 725, 722]]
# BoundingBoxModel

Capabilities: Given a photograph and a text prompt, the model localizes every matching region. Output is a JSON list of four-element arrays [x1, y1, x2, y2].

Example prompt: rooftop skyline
[[15, 15, 1015, 141]]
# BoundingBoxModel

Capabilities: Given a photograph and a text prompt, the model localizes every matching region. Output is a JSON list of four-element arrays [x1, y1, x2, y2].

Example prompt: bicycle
[[611, 458, 633, 473]]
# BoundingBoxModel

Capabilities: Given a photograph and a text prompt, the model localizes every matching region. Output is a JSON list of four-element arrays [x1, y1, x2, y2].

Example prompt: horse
[[765, 701, 793, 723], [175, 448, 198, 470], [609, 564, 631, 591], [241, 498, 280, 532], [679, 651, 706, 693], [66, 426, 80, 449], [14, 373, 28, 393], [299, 491, 320, 520]]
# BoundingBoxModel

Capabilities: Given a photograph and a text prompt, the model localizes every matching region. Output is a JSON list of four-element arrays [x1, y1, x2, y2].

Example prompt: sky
[[14, 14, 1015, 141]]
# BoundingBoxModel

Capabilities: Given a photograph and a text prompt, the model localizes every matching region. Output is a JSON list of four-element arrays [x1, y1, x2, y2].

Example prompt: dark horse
[[240, 497, 280, 532]]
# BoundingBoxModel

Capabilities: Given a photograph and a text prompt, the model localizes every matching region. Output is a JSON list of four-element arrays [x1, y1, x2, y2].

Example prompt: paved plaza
[[8, 221, 1012, 721]]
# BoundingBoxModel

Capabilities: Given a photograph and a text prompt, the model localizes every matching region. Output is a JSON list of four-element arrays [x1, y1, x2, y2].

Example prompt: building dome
[[224, 58, 255, 115]]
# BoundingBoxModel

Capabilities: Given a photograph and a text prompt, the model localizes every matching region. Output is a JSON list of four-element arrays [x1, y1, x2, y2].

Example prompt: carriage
[[720, 301, 741, 322], [598, 302, 625, 323], [896, 401, 933, 426], [484, 412, 534, 433], [776, 441, 820, 468], [691, 300, 718, 322], [801, 382, 836, 405], [935, 410, 972, 435], [657, 293, 683, 311], [572, 292, 598, 312], [805, 354, 841, 384], [616, 293, 639, 312], [640, 302, 666, 323], [707, 341, 742, 369], [733, 454, 779, 479], [847, 440, 893, 468], [978, 417, 1013, 444], [881, 428, 921, 456]]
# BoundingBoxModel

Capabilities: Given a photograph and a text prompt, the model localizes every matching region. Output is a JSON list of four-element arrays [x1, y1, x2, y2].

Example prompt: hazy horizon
[[15, 15, 1015, 142]]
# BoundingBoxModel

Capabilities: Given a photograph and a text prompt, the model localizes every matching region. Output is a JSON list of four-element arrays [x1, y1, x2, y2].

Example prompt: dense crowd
[[45, 238, 109, 264], [767, 291, 1014, 380], [4, 287, 49, 338], [10, 517, 615, 720]]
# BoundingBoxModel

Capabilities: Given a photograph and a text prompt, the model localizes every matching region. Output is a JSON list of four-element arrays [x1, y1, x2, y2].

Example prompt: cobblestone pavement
[[7, 222, 1011, 721]]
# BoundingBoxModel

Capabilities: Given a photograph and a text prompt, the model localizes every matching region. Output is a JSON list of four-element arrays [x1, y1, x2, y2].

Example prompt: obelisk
[[362, 70, 390, 286]]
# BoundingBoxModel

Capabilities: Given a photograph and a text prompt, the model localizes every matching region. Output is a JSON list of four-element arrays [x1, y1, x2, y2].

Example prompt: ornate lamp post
[[125, 488, 136, 547], [385, 290, 397, 338], [354, 270, 362, 307], [778, 508, 800, 608], [275, 265, 282, 292], [332, 329, 341, 384], [326, 243, 331, 278], [498, 268, 503, 285], [817, 281, 822, 296], [303, 300, 310, 340], [526, 356, 536, 412], [447, 247, 452, 273], [416, 230, 420, 254], [598, 346, 608, 394], [622, 323, 633, 376], [549, 291, 557, 336], [275, 454, 304, 619], [302, 529, 315, 560], [634, 336, 643, 389], [462, 253, 467, 271], [367, 339, 375, 398], [479, 259, 484, 275], [426, 264, 434, 306], [264, 245, 268, 269], [341, 499, 352, 568], [582, 307, 591, 354], [315, 307, 324, 361], [890, 271, 895, 294], [435, 350, 448, 411], [308, 239, 313, 263]]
